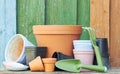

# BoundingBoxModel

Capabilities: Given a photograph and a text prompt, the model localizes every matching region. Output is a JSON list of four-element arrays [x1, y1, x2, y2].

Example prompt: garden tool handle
[[93, 45, 104, 66], [80, 64, 107, 72]]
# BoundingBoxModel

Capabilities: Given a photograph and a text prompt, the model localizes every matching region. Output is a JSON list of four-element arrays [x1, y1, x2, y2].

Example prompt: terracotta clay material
[[29, 56, 44, 72], [42, 58, 57, 72], [33, 25, 82, 57]]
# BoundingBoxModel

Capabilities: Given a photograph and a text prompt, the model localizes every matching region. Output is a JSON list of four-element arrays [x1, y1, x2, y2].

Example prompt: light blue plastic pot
[[5, 34, 34, 65], [73, 40, 93, 50]]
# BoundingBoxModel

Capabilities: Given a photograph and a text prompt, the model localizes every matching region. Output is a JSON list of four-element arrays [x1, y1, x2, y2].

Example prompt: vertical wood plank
[[17, 0, 45, 45], [0, 0, 16, 67], [110, 0, 120, 66], [77, 0, 90, 26], [0, 0, 5, 68], [77, 0, 90, 40], [90, 0, 109, 39], [46, 0, 77, 25]]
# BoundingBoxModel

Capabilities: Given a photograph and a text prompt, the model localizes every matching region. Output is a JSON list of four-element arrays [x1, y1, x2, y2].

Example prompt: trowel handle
[[80, 64, 107, 72], [93, 45, 104, 66]]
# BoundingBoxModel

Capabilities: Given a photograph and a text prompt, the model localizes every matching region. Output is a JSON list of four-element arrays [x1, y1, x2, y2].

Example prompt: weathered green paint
[[77, 0, 90, 40], [17, 0, 45, 45], [17, 0, 90, 44], [46, 0, 77, 25]]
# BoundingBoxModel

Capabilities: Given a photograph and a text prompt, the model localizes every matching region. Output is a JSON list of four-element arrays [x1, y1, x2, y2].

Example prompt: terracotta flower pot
[[33, 25, 82, 57], [29, 56, 44, 72], [42, 58, 57, 72]]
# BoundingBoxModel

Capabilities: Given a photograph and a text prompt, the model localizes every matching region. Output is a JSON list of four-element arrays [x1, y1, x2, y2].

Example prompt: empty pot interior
[[6, 35, 24, 61]]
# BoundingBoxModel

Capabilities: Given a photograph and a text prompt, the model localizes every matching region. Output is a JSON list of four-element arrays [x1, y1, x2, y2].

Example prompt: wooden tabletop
[[0, 67, 120, 74]]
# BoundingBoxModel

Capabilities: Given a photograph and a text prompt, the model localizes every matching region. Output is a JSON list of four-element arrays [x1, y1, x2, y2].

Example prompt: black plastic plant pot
[[52, 52, 73, 71], [35, 47, 47, 58], [93, 38, 110, 69], [96, 38, 109, 57], [52, 52, 73, 61], [25, 46, 47, 66]]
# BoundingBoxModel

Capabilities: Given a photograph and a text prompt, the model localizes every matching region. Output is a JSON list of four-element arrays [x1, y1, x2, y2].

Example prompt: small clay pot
[[29, 56, 44, 72], [42, 58, 57, 72]]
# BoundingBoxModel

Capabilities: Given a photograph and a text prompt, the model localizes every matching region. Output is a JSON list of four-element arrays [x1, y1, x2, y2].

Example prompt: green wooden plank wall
[[17, 0, 90, 45], [78, 0, 90, 39], [17, 0, 45, 45], [46, 0, 77, 25]]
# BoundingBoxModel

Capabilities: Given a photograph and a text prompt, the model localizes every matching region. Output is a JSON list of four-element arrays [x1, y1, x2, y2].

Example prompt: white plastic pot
[[73, 40, 93, 50], [5, 34, 34, 65]]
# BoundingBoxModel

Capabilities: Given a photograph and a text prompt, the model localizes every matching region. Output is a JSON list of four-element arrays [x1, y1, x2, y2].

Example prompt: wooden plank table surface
[[0, 67, 120, 74]]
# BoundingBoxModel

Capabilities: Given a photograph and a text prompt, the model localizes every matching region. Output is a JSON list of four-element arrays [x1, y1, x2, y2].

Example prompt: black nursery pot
[[93, 38, 110, 69], [52, 52, 73, 71], [52, 52, 73, 61], [96, 38, 109, 56], [25, 46, 47, 65], [35, 47, 47, 58]]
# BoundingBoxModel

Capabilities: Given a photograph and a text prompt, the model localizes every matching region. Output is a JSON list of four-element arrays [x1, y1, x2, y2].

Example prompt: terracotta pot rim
[[42, 58, 57, 64], [33, 25, 82, 34]]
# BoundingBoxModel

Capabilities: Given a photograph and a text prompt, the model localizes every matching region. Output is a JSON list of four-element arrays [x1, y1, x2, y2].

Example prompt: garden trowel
[[55, 59, 107, 73]]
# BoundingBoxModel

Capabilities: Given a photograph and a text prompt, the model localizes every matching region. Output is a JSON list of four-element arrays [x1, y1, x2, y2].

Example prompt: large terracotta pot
[[33, 25, 82, 57]]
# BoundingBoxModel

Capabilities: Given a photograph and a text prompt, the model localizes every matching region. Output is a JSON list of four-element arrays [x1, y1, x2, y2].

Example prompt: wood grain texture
[[0, 0, 16, 68], [0, 0, 5, 68], [77, 0, 90, 40], [17, 0, 45, 45], [77, 0, 90, 26], [110, 0, 120, 66], [90, 0, 109, 39], [17, 0, 90, 43], [46, 0, 77, 25], [0, 67, 120, 74]]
